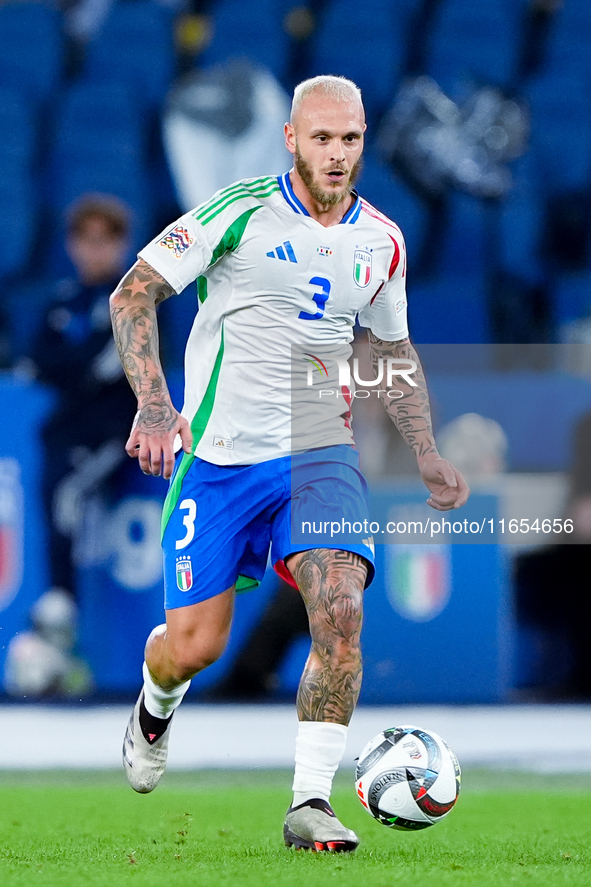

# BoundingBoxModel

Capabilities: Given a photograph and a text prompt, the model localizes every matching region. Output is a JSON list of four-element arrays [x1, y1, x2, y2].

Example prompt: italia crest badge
[[353, 248, 372, 288], [176, 555, 193, 591]]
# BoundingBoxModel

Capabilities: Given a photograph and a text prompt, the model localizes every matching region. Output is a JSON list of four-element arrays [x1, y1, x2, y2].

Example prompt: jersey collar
[[278, 172, 361, 224]]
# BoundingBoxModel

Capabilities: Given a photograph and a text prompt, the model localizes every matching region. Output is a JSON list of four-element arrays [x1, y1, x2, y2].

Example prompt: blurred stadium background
[[2, 0, 591, 751]]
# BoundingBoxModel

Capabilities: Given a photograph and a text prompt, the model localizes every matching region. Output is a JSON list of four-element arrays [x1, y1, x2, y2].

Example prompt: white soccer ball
[[354, 725, 461, 830]]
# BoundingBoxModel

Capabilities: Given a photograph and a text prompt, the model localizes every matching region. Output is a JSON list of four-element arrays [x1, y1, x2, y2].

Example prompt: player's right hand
[[125, 405, 192, 479], [418, 453, 470, 511]]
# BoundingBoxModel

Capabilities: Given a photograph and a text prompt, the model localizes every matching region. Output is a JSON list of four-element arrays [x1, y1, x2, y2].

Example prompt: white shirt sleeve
[[138, 211, 213, 294]]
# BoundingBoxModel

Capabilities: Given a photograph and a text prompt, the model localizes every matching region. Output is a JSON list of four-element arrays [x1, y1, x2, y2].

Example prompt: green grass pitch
[[1, 769, 591, 887]]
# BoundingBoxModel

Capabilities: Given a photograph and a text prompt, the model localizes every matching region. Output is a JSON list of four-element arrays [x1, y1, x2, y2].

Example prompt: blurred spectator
[[28, 194, 136, 605], [4, 587, 93, 698], [514, 408, 591, 699], [437, 413, 509, 481]]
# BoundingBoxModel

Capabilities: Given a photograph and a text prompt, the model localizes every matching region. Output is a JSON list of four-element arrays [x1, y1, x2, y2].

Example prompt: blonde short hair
[[290, 75, 363, 122]]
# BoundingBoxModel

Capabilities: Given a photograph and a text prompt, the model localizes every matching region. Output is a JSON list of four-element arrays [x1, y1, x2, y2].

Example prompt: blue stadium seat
[[0, 87, 38, 280], [524, 71, 591, 196], [425, 0, 529, 97], [197, 0, 294, 85], [0, 1, 64, 106], [406, 275, 491, 345], [46, 81, 153, 249], [544, 0, 591, 79], [496, 153, 545, 286], [49, 81, 145, 186], [402, 190, 492, 344], [0, 182, 37, 283], [437, 190, 491, 283], [553, 271, 591, 328], [356, 153, 428, 270], [306, 0, 415, 126], [83, 0, 176, 112], [0, 87, 37, 186]]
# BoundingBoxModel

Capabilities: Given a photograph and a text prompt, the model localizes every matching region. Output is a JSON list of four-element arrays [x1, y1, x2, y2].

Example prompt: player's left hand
[[418, 453, 470, 511]]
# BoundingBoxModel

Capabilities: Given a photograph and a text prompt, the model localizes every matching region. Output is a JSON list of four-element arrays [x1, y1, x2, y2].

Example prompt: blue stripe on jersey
[[279, 172, 361, 224], [279, 172, 310, 216], [341, 192, 361, 224]]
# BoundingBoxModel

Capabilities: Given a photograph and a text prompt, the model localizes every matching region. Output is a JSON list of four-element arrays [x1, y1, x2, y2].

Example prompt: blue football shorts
[[161, 444, 376, 609]]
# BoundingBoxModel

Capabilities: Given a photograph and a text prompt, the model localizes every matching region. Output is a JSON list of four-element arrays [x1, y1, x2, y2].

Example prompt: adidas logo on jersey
[[266, 241, 297, 262]]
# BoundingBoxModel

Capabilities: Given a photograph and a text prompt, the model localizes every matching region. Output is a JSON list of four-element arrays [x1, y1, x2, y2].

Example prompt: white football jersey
[[139, 172, 409, 465]]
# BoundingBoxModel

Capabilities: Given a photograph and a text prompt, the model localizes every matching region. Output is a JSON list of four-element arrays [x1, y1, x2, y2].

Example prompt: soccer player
[[110, 75, 469, 852]]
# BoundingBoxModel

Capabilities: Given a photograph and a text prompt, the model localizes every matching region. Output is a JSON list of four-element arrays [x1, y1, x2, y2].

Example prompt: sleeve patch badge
[[159, 225, 194, 258]]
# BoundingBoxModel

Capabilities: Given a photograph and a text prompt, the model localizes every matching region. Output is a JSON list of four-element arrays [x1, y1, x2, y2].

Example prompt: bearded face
[[285, 90, 366, 217], [294, 145, 364, 207]]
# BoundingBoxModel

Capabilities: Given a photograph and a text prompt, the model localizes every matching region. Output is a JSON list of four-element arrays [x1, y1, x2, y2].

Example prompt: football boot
[[122, 691, 172, 793], [283, 798, 359, 852]]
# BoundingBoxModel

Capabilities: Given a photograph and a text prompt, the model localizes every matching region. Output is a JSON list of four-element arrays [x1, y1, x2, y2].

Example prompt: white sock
[[142, 661, 191, 720], [292, 721, 348, 807]]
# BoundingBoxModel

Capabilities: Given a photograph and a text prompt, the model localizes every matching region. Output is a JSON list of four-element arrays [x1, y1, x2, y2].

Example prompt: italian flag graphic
[[387, 545, 450, 622], [354, 249, 372, 287]]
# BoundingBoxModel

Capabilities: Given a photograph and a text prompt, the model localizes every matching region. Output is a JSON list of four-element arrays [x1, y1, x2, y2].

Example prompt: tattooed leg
[[286, 548, 367, 725]]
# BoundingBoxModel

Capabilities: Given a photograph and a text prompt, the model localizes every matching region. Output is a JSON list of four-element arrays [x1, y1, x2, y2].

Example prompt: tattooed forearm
[[288, 549, 366, 725], [367, 331, 437, 459], [110, 259, 175, 409]]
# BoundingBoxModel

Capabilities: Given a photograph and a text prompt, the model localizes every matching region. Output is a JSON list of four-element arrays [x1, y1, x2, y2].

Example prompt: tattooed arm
[[110, 258, 192, 479], [368, 332, 469, 511]]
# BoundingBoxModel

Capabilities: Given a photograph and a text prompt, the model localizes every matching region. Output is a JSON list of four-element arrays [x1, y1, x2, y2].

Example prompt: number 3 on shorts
[[175, 498, 197, 550]]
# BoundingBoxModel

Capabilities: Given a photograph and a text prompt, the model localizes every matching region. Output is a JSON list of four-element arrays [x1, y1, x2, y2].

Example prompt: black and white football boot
[[122, 691, 172, 793]]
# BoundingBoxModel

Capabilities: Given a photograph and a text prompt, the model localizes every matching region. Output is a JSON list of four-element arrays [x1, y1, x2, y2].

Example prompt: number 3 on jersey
[[175, 498, 196, 550], [298, 277, 331, 321]]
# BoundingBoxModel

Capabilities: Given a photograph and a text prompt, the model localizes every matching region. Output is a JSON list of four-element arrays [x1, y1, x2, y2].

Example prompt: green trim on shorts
[[160, 326, 225, 538], [236, 575, 261, 593]]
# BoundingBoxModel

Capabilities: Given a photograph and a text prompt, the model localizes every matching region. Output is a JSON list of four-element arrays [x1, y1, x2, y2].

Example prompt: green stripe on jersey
[[194, 175, 276, 212], [194, 175, 278, 217], [160, 327, 225, 538], [195, 177, 279, 225], [197, 276, 208, 304], [196, 207, 261, 305], [208, 206, 261, 268], [198, 184, 278, 227]]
